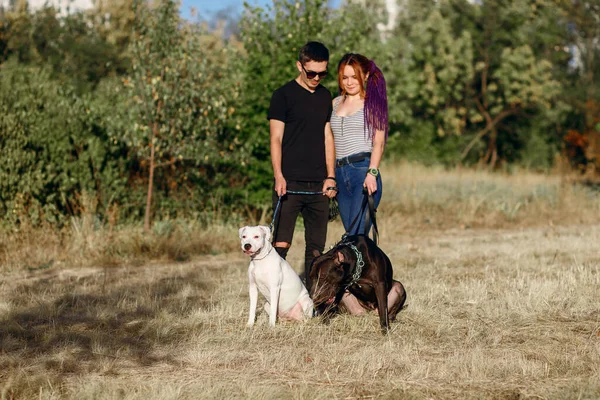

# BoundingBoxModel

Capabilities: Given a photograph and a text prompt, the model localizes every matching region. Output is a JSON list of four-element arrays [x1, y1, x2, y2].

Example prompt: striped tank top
[[330, 97, 373, 158]]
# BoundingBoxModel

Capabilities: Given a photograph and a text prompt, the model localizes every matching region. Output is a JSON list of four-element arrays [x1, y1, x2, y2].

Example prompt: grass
[[1, 162, 599, 399], [2, 162, 599, 271], [381, 163, 600, 229], [0, 218, 241, 272]]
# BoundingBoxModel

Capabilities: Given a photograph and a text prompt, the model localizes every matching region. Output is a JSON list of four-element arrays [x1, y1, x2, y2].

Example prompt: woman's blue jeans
[[335, 157, 382, 236]]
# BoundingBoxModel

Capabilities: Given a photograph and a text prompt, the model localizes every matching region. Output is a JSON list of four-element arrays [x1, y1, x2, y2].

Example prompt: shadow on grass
[[0, 268, 218, 372]]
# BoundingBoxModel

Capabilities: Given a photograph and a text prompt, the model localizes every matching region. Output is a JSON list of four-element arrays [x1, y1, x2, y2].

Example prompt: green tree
[[393, 8, 473, 136], [93, 0, 136, 53], [1, 2, 127, 91], [126, 0, 240, 230], [0, 61, 129, 225], [0, 0, 34, 63], [457, 0, 562, 166], [32, 8, 126, 91], [387, 0, 563, 167]]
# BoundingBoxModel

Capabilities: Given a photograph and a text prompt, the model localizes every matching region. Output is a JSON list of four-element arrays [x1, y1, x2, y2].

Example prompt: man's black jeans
[[271, 180, 328, 291]]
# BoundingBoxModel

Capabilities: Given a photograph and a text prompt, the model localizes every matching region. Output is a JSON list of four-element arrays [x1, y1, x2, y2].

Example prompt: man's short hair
[[298, 41, 329, 64]]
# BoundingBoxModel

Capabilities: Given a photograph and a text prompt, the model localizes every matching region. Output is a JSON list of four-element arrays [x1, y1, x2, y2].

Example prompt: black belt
[[335, 152, 371, 167]]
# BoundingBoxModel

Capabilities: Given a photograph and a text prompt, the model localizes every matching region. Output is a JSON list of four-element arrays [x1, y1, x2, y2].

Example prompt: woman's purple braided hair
[[364, 60, 389, 141]]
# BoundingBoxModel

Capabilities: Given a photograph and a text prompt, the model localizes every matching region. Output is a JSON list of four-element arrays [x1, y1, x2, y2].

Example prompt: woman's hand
[[363, 173, 377, 195]]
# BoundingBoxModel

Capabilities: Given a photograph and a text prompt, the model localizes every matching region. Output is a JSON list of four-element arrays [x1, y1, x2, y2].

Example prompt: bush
[[0, 61, 130, 225]]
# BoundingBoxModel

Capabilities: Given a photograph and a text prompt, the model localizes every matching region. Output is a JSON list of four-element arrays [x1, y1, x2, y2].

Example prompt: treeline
[[0, 0, 598, 227]]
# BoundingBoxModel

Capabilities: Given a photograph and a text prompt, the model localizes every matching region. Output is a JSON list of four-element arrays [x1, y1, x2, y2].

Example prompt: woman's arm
[[363, 128, 385, 195]]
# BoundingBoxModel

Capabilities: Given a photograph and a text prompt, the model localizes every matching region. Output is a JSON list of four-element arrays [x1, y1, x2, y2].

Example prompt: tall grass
[[3, 162, 598, 270], [0, 218, 241, 272], [0, 192, 243, 271], [382, 162, 600, 229]]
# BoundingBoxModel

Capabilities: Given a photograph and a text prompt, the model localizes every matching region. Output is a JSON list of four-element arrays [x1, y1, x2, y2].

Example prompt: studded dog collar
[[342, 241, 365, 289]]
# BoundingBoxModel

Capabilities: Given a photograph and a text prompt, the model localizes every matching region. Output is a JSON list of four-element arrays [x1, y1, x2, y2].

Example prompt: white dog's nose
[[244, 243, 252, 250]]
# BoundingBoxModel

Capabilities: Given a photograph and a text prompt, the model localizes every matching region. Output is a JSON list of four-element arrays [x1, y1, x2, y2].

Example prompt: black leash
[[270, 189, 335, 242], [269, 188, 378, 246], [364, 192, 379, 245], [342, 191, 378, 245]]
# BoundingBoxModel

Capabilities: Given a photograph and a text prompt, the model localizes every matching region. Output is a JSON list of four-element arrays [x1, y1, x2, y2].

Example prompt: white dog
[[239, 225, 313, 327]]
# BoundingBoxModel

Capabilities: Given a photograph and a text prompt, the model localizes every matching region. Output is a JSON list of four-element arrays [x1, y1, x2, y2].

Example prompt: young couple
[[268, 41, 392, 315]]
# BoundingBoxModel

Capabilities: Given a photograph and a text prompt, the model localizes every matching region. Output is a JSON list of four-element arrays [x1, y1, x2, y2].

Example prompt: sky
[[191, 0, 269, 15], [0, 0, 345, 21], [188, 0, 342, 20]]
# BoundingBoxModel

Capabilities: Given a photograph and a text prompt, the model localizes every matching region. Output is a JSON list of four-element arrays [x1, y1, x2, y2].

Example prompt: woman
[[330, 54, 402, 317], [330, 53, 388, 236]]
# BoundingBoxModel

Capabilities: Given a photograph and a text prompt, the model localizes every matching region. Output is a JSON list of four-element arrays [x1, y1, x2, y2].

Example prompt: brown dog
[[310, 234, 406, 333]]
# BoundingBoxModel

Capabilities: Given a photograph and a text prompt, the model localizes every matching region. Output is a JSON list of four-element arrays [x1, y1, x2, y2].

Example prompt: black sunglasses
[[301, 64, 328, 79]]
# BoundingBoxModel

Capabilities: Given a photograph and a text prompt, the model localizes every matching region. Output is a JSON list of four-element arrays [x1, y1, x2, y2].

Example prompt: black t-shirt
[[267, 79, 332, 182]]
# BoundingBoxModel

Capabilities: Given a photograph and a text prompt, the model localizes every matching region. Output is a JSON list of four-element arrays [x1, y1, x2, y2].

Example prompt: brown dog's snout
[[244, 243, 252, 250]]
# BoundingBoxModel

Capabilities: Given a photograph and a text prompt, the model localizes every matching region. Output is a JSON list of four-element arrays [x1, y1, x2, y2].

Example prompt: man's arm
[[322, 122, 336, 198], [270, 119, 286, 196]]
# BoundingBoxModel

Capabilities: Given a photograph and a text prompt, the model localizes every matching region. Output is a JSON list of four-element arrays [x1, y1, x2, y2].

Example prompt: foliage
[[0, 61, 129, 226], [405, 8, 473, 137], [92, 0, 136, 54], [386, 0, 565, 167], [0, 5, 127, 92], [1, 0, 600, 228], [124, 0, 242, 229]]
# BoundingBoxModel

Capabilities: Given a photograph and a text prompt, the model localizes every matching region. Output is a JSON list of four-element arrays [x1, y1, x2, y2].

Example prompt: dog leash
[[364, 193, 379, 244], [269, 189, 336, 240], [342, 191, 379, 245], [270, 196, 284, 235]]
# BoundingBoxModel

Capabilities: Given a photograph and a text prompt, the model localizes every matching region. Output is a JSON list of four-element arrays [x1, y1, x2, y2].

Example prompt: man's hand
[[275, 175, 287, 196], [363, 174, 377, 195], [322, 178, 337, 199]]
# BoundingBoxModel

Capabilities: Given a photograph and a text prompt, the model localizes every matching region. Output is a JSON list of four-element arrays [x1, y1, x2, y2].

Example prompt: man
[[267, 41, 336, 291]]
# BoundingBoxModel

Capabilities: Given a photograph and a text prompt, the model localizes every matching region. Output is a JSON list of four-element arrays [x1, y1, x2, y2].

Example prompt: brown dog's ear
[[312, 249, 321, 259], [336, 251, 345, 264]]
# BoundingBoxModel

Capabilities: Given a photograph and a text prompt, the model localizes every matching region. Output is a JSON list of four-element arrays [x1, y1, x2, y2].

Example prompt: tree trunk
[[487, 128, 498, 169], [144, 121, 158, 232], [462, 104, 515, 163]]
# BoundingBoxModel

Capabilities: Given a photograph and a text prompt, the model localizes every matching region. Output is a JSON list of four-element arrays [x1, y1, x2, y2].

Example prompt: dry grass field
[[1, 163, 599, 399]]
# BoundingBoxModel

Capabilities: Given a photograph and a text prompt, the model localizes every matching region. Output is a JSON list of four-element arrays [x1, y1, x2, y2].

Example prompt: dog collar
[[344, 243, 365, 288]]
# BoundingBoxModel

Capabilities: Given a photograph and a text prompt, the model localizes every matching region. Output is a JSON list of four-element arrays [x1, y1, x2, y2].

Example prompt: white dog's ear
[[238, 227, 247, 238], [259, 225, 271, 242]]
